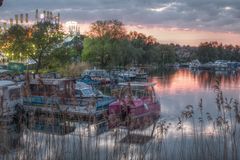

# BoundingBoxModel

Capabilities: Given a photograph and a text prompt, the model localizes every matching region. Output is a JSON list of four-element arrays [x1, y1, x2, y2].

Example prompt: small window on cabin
[[9, 88, 21, 100], [30, 84, 44, 93], [81, 88, 94, 97]]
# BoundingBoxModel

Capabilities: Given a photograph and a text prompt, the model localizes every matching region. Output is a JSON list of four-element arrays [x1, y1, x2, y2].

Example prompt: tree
[[88, 20, 126, 39], [0, 25, 34, 61], [82, 20, 127, 67], [82, 37, 113, 67], [30, 21, 64, 73], [153, 44, 176, 66], [197, 42, 219, 63], [128, 31, 157, 65], [0, 22, 65, 72], [45, 47, 78, 70]]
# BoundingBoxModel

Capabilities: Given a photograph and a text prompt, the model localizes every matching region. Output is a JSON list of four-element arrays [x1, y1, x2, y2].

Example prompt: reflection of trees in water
[[151, 68, 177, 88], [151, 68, 240, 90], [198, 70, 240, 89]]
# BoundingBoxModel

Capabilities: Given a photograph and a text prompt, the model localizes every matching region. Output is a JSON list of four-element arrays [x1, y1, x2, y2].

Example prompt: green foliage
[[0, 22, 66, 73], [88, 20, 126, 39], [82, 37, 112, 67], [0, 25, 34, 61], [153, 44, 176, 66], [82, 20, 176, 68], [30, 22, 64, 72], [196, 41, 240, 63], [46, 47, 78, 70]]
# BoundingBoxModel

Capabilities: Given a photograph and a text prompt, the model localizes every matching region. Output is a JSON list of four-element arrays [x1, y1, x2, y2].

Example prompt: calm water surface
[[1, 68, 240, 159], [152, 69, 240, 119]]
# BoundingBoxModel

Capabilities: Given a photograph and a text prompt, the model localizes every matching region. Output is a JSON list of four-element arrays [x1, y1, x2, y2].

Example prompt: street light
[[40, 13, 44, 20]]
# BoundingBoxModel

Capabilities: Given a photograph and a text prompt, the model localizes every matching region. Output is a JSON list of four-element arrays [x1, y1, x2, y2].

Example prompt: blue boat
[[75, 81, 116, 111], [78, 75, 100, 85], [23, 78, 115, 121]]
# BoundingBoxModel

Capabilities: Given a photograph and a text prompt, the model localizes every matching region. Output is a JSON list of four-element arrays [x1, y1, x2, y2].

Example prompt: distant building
[[64, 21, 80, 35]]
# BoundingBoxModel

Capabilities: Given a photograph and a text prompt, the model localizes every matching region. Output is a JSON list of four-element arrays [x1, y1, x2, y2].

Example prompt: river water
[[1, 68, 240, 160], [152, 68, 240, 120]]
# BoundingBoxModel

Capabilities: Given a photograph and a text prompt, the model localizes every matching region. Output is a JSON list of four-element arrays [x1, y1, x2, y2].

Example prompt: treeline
[[196, 42, 240, 63], [82, 20, 175, 67], [0, 19, 240, 73]]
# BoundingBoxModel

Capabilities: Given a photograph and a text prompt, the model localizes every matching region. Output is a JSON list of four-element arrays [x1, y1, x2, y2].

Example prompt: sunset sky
[[1, 0, 240, 46]]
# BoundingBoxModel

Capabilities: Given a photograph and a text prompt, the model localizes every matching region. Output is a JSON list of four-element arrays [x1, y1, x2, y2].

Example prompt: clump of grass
[[59, 62, 90, 78]]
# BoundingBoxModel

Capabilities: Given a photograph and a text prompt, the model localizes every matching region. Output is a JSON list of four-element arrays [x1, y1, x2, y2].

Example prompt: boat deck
[[23, 104, 107, 122]]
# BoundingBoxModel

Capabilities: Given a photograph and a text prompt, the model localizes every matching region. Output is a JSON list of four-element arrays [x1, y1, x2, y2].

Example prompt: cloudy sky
[[1, 0, 240, 46]]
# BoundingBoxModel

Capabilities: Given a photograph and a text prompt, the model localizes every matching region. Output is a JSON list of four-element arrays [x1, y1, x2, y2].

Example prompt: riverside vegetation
[[1, 20, 240, 74]]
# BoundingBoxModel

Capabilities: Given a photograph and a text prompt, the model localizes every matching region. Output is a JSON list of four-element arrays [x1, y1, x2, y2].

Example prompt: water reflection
[[27, 115, 76, 135], [152, 69, 240, 95], [0, 119, 22, 155], [1, 69, 240, 159], [150, 69, 240, 120]]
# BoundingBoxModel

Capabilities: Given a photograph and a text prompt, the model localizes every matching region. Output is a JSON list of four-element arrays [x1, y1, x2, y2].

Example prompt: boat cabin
[[108, 82, 160, 130], [82, 69, 111, 84], [75, 81, 96, 98], [25, 78, 75, 105], [0, 81, 23, 117]]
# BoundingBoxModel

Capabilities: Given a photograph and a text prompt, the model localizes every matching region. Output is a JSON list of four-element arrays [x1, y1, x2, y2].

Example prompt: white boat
[[128, 67, 148, 79], [189, 59, 201, 69], [75, 81, 103, 98], [118, 67, 147, 80], [214, 60, 229, 70], [118, 72, 136, 80]]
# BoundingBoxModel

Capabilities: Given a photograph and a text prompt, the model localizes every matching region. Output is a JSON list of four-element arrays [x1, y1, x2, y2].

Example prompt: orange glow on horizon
[[127, 25, 240, 46], [78, 22, 240, 46]]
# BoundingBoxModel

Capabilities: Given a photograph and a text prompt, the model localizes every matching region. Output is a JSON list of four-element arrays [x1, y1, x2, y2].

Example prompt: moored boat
[[23, 78, 115, 121], [81, 69, 112, 85], [108, 82, 160, 130]]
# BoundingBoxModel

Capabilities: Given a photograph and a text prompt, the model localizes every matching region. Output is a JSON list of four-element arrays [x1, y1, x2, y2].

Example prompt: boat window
[[30, 84, 58, 95], [131, 87, 149, 96], [81, 88, 94, 96], [9, 88, 21, 100]]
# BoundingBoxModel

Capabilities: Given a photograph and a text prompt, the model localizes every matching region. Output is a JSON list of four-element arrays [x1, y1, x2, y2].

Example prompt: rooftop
[[118, 82, 156, 87], [0, 80, 15, 87]]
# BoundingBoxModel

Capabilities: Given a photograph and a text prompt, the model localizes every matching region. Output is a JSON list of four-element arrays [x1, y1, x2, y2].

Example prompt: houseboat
[[23, 78, 75, 106], [23, 78, 115, 121], [75, 81, 105, 98], [107, 82, 160, 130], [0, 80, 23, 118]]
